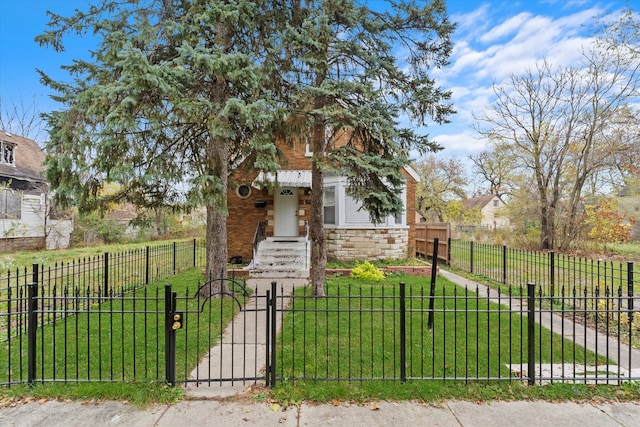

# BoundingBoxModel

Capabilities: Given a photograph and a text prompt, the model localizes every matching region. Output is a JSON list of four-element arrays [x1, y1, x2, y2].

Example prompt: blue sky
[[0, 0, 634, 160]]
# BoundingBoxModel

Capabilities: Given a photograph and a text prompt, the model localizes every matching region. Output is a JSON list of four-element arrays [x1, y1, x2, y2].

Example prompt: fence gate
[[164, 278, 277, 389]]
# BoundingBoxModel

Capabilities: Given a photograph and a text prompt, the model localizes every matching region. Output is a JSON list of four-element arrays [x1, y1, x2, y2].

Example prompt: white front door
[[274, 187, 298, 237]]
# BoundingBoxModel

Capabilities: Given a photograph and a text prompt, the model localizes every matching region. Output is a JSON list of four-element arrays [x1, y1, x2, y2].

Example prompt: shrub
[[350, 260, 385, 281]]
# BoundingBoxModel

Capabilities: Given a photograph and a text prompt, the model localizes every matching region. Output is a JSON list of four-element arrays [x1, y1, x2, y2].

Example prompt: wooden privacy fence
[[415, 222, 450, 264]]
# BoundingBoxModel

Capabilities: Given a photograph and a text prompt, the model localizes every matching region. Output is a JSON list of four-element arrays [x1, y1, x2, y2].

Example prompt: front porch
[[249, 237, 311, 279]]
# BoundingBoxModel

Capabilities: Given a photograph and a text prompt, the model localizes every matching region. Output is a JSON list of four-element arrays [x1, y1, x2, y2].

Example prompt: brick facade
[[227, 140, 314, 263], [227, 133, 419, 263]]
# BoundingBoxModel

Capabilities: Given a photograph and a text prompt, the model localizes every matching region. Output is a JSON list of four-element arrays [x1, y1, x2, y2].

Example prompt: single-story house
[[226, 133, 419, 273], [0, 130, 73, 251]]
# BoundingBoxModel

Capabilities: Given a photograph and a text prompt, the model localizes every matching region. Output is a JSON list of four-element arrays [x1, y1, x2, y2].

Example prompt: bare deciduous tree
[[475, 40, 640, 250], [0, 96, 46, 144]]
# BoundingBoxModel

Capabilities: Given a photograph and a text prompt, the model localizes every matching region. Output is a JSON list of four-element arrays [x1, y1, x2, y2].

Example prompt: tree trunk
[[199, 17, 231, 298], [154, 207, 163, 236], [203, 202, 228, 296], [536, 170, 553, 250], [201, 135, 229, 298], [310, 44, 328, 296], [310, 154, 326, 297]]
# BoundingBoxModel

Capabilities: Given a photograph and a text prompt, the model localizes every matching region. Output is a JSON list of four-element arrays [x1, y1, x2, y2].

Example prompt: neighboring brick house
[[227, 135, 419, 264], [461, 194, 510, 229], [0, 130, 73, 251]]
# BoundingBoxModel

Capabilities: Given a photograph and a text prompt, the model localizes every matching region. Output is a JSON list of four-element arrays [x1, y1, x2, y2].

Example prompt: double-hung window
[[323, 186, 336, 225]]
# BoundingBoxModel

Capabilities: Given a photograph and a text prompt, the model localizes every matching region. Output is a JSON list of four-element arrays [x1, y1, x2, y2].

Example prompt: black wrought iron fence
[[2, 274, 639, 387], [275, 279, 640, 385], [0, 239, 205, 341], [2, 235, 639, 388], [0, 276, 261, 388], [448, 239, 637, 303]]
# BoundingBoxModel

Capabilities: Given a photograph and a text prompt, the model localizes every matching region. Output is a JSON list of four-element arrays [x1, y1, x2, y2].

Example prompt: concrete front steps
[[249, 237, 310, 279]]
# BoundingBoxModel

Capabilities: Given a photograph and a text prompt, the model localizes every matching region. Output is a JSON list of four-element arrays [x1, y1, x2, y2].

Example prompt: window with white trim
[[323, 179, 407, 227], [394, 211, 403, 225], [345, 195, 370, 224], [323, 186, 336, 224]]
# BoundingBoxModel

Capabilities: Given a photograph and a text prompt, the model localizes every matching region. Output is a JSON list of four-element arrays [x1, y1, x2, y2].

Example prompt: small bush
[[350, 260, 385, 281]]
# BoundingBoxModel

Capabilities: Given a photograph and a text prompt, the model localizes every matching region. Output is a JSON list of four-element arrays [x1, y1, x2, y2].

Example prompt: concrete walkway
[[184, 278, 308, 398], [440, 270, 640, 381], [2, 397, 640, 426]]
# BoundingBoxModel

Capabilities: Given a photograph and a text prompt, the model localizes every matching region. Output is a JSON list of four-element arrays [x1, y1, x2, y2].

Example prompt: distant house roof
[[0, 130, 46, 186], [109, 202, 138, 224], [461, 194, 497, 210]]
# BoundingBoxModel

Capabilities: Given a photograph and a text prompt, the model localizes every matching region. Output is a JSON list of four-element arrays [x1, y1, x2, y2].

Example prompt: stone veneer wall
[[325, 227, 409, 261]]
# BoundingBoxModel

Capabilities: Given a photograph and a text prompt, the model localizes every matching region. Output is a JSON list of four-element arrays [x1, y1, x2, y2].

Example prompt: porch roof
[[252, 170, 312, 190]]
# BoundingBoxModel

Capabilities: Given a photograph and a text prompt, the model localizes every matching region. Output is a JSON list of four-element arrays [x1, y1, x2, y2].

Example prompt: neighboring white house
[[461, 194, 510, 229], [0, 130, 73, 251]]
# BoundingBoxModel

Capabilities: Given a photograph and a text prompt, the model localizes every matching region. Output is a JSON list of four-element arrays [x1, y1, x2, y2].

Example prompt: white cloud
[[431, 131, 487, 154], [433, 1, 615, 162], [448, 5, 606, 83], [480, 12, 532, 44]]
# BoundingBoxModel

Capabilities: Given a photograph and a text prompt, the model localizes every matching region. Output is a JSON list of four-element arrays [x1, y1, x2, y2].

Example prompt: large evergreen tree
[[279, 0, 455, 295], [38, 0, 454, 297], [37, 0, 281, 295]]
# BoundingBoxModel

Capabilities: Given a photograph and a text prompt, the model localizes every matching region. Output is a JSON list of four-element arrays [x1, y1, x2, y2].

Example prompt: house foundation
[[325, 227, 409, 261]]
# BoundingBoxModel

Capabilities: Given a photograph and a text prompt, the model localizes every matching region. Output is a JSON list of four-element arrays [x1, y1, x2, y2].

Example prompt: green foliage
[[415, 156, 468, 222], [350, 260, 385, 281], [38, 1, 282, 214], [74, 211, 125, 245], [37, 0, 292, 279], [37, 0, 455, 291], [281, 0, 455, 224]]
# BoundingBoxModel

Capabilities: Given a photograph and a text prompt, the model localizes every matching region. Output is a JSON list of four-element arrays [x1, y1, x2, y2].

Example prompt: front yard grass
[[0, 268, 241, 407], [272, 274, 635, 403]]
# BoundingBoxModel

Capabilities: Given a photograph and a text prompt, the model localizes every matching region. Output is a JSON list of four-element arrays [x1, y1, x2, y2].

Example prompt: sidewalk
[[2, 397, 640, 426]]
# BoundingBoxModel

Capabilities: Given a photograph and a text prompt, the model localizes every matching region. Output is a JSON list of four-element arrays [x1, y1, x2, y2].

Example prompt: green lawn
[[0, 238, 208, 270], [0, 268, 242, 406], [448, 240, 638, 301], [273, 274, 617, 402]]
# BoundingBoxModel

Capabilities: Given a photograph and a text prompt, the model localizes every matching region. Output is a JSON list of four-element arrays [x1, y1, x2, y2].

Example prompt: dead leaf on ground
[[269, 403, 281, 412]]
